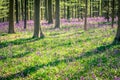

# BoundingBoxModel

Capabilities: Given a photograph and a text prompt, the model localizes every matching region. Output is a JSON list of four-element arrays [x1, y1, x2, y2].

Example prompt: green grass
[[0, 26, 120, 80]]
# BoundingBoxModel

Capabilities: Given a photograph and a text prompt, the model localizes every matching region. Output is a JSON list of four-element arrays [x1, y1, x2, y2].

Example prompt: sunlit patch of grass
[[0, 26, 120, 80]]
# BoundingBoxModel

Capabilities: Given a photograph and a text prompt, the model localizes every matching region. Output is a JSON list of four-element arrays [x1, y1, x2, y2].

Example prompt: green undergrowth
[[0, 26, 120, 80]]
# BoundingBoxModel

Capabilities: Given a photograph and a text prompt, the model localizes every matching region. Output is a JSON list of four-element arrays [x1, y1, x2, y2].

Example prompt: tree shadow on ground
[[0, 51, 31, 61], [70, 47, 120, 79], [0, 33, 8, 37], [0, 43, 119, 80], [0, 37, 43, 49]]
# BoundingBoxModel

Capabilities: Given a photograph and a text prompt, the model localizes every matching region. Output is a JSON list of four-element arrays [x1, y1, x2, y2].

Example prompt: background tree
[[55, 0, 60, 29], [84, 0, 88, 30], [8, 0, 15, 33], [48, 0, 53, 24], [114, 0, 120, 42], [15, 0, 19, 23], [67, 0, 70, 20], [44, 0, 48, 21], [111, 0, 115, 28], [21, 0, 24, 20], [24, 0, 27, 29]]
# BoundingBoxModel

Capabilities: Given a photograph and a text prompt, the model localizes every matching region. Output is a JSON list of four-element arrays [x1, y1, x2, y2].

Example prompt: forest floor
[[0, 22, 120, 80]]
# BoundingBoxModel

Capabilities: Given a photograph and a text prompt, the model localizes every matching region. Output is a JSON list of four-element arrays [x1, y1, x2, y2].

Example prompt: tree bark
[[64, 0, 66, 19], [21, 0, 24, 20], [44, 0, 48, 20], [48, 0, 53, 24], [84, 0, 88, 30], [15, 0, 19, 23], [114, 0, 120, 42], [33, 0, 44, 38], [111, 0, 115, 28], [107, 0, 110, 22], [8, 0, 15, 33], [33, 0, 40, 38], [55, 0, 60, 29], [67, 0, 70, 20], [24, 0, 27, 29]]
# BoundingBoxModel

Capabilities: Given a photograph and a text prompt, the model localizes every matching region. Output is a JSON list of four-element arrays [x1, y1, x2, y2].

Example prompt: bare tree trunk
[[24, 0, 27, 29], [21, 0, 24, 20], [67, 0, 70, 20], [15, 0, 19, 23], [55, 0, 60, 29], [8, 0, 15, 33], [64, 0, 66, 19], [84, 0, 88, 30], [111, 0, 115, 28], [44, 0, 48, 20], [33, 0, 40, 38], [114, 0, 120, 42], [33, 0, 44, 38], [48, 0, 53, 24], [107, 0, 110, 22]]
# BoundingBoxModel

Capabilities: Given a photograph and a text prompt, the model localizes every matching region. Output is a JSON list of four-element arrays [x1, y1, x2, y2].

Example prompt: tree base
[[40, 32, 45, 38], [113, 37, 120, 44], [8, 31, 15, 34]]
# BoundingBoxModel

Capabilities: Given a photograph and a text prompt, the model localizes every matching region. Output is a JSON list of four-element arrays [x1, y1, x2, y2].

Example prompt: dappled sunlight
[[0, 0, 120, 79], [0, 25, 120, 79]]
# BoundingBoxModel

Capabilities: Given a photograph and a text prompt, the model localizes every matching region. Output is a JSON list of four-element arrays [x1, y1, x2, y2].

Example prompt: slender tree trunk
[[67, 0, 70, 20], [44, 0, 48, 20], [3, 18, 4, 22], [77, 0, 80, 21], [64, 0, 66, 19], [21, 0, 24, 20], [98, 1, 100, 17], [75, 1, 77, 18], [24, 0, 27, 29], [30, 0, 32, 20], [53, 3, 55, 19], [90, 0, 92, 17], [26, 0, 28, 20], [114, 0, 120, 42], [107, 0, 110, 22], [72, 5, 73, 18], [8, 0, 15, 33], [111, 0, 115, 28], [15, 0, 19, 23], [18, 1, 21, 21], [84, 0, 88, 30], [55, 0, 60, 29], [48, 0, 53, 24]]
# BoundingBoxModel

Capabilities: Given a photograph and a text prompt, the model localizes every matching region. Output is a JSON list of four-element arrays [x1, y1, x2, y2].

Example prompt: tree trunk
[[67, 0, 70, 20], [24, 0, 27, 29], [15, 0, 19, 23], [18, 1, 21, 21], [30, 0, 32, 20], [90, 0, 92, 17], [84, 0, 88, 30], [72, 5, 73, 18], [44, 0, 48, 20], [111, 0, 115, 28], [75, 1, 77, 18], [48, 0, 53, 24], [55, 0, 60, 29], [33, 0, 44, 38], [107, 0, 110, 22], [21, 0, 24, 20], [114, 0, 120, 42], [64, 0, 66, 19], [8, 0, 15, 33]]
